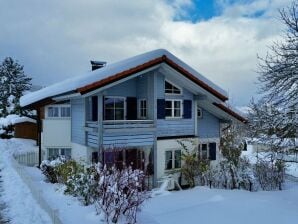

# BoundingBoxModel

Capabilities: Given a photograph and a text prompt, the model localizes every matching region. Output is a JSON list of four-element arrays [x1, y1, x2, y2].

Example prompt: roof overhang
[[77, 55, 228, 101]]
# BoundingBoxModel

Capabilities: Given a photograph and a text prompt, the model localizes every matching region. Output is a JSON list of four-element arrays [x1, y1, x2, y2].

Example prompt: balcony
[[103, 120, 155, 133], [85, 120, 155, 148]]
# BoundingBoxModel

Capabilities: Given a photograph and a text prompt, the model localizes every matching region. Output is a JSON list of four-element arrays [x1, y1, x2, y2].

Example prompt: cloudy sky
[[0, 0, 292, 106]]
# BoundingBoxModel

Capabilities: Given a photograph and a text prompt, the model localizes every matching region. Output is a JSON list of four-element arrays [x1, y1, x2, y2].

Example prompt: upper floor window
[[165, 99, 182, 118], [197, 106, 202, 119], [139, 99, 147, 119], [47, 105, 70, 118], [86, 96, 98, 122], [104, 97, 125, 120], [61, 107, 71, 117], [165, 80, 182, 95]]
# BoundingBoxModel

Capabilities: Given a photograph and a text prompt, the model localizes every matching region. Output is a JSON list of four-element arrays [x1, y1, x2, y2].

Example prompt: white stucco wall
[[71, 142, 89, 164], [42, 119, 71, 147], [156, 137, 220, 181], [156, 138, 198, 180]]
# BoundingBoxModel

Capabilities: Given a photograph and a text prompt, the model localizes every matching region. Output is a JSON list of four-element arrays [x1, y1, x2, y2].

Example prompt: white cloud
[[0, 0, 292, 106]]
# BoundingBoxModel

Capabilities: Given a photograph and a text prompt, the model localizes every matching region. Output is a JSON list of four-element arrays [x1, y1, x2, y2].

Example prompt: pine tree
[[0, 57, 32, 116]]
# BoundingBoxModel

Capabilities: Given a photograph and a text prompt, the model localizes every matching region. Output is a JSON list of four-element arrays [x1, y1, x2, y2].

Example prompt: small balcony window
[[139, 99, 147, 119], [104, 97, 125, 120]]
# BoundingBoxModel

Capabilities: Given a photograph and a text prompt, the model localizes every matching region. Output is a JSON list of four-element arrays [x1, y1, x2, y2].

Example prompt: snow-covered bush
[[94, 165, 150, 224], [40, 157, 82, 184], [254, 157, 285, 191], [55, 159, 83, 184], [180, 149, 200, 188], [210, 156, 256, 191], [40, 157, 67, 183], [178, 139, 211, 188], [208, 128, 257, 191], [65, 163, 100, 205]]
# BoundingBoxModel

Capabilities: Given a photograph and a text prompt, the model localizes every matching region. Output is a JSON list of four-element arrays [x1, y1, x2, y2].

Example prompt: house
[[20, 49, 246, 186]]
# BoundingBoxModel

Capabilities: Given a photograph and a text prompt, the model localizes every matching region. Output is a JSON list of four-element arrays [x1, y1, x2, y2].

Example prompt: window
[[48, 148, 71, 160], [139, 99, 147, 119], [48, 107, 59, 117], [165, 149, 181, 170], [165, 80, 182, 95], [165, 100, 182, 118], [198, 143, 217, 160], [197, 106, 202, 118], [104, 97, 125, 120], [47, 105, 70, 118], [61, 107, 71, 117], [201, 144, 208, 159]]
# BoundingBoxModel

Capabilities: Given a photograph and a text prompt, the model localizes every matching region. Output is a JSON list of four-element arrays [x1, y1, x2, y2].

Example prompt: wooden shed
[[14, 119, 37, 141]]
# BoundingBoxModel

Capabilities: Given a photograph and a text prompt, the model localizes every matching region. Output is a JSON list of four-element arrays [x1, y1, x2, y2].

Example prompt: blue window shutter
[[209, 143, 216, 160], [126, 97, 137, 120], [183, 100, 192, 119], [157, 99, 165, 119], [92, 96, 98, 121]]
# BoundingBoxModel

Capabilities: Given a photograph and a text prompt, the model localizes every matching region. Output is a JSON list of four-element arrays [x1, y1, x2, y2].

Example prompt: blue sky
[[173, 0, 219, 22], [0, 0, 292, 106]]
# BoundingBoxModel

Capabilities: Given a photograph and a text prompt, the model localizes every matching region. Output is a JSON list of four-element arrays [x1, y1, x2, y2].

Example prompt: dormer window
[[165, 80, 182, 95]]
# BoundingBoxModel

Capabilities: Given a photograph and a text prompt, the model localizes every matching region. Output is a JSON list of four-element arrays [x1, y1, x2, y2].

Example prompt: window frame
[[138, 98, 147, 119], [165, 99, 183, 119], [104, 96, 126, 121], [198, 142, 217, 160], [164, 79, 182, 95], [197, 106, 203, 119], [47, 147, 71, 160], [46, 105, 71, 119], [165, 149, 182, 170]]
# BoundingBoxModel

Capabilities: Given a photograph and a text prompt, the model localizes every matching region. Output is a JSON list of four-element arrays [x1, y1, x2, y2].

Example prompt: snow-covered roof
[[20, 49, 228, 107], [0, 115, 36, 127]]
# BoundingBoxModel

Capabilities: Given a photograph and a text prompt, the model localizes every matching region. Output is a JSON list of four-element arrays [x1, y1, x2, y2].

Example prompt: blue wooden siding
[[71, 98, 86, 145], [155, 73, 195, 137], [197, 109, 220, 138], [103, 132, 154, 147], [147, 73, 155, 120], [105, 78, 137, 96], [136, 75, 148, 98]]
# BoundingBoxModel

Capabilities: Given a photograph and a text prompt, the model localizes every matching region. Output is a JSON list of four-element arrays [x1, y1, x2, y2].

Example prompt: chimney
[[91, 60, 107, 71]]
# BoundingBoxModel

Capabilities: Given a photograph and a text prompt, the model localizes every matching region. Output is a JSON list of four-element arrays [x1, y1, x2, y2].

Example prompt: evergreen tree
[[0, 57, 31, 116]]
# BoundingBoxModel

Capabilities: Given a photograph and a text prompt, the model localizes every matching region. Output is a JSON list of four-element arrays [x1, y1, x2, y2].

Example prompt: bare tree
[[258, 1, 298, 109]]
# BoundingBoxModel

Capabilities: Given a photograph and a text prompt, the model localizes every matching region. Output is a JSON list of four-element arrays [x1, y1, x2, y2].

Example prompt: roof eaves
[[213, 102, 247, 123]]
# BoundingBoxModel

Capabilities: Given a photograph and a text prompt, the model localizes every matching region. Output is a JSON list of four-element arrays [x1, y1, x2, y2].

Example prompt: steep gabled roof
[[20, 49, 228, 108]]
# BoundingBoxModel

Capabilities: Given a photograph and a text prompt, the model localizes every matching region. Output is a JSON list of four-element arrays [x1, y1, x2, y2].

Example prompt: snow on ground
[[0, 139, 52, 224], [1, 139, 298, 224], [141, 185, 298, 224], [24, 166, 102, 224]]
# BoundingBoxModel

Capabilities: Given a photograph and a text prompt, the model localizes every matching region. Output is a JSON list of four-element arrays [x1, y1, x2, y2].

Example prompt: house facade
[[20, 49, 246, 186]]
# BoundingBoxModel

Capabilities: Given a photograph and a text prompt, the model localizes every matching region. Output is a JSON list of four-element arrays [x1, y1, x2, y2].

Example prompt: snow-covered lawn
[[1, 138, 298, 224]]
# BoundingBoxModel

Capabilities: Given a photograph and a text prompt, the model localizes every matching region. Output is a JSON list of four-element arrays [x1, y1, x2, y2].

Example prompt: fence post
[[53, 209, 58, 224]]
